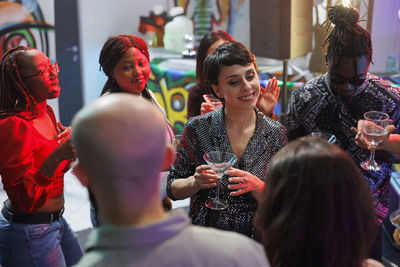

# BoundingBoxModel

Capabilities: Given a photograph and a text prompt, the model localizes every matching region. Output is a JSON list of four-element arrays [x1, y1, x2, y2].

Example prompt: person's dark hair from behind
[[195, 30, 234, 85], [323, 3, 373, 69], [255, 136, 377, 267], [98, 34, 153, 101], [203, 41, 258, 87]]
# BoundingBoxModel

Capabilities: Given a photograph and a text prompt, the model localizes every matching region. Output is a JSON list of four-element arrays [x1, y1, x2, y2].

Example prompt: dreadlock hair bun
[[323, 4, 372, 64], [328, 4, 360, 28]]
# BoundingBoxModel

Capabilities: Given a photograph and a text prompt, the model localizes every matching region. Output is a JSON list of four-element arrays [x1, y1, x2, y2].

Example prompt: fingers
[[57, 122, 67, 132], [387, 125, 396, 134], [265, 77, 280, 99], [228, 177, 250, 196], [194, 165, 218, 189], [354, 131, 369, 148], [259, 85, 266, 94], [357, 120, 365, 132], [225, 168, 246, 177], [227, 176, 251, 196], [200, 102, 215, 115], [57, 126, 72, 143]]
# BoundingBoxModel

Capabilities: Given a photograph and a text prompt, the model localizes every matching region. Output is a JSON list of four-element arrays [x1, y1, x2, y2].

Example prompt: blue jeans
[[0, 212, 83, 267]]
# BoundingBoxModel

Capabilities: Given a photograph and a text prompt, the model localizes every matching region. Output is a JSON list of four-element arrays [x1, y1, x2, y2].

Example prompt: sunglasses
[[23, 62, 59, 81], [330, 75, 366, 86]]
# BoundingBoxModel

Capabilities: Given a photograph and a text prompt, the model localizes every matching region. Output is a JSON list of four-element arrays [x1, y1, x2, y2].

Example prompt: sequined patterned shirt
[[286, 73, 400, 224], [167, 106, 287, 240]]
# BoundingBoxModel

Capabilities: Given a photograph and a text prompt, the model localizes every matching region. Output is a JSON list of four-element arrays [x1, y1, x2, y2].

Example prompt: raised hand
[[257, 77, 280, 117]]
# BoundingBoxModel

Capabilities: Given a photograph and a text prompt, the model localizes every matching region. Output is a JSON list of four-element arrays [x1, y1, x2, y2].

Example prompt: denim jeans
[[0, 212, 83, 267]]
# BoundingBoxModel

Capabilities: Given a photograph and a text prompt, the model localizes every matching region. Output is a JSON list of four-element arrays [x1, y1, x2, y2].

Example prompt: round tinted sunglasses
[[330, 75, 366, 86]]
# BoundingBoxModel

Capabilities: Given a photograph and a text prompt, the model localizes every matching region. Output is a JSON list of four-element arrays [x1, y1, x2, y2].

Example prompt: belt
[[1, 202, 64, 224]]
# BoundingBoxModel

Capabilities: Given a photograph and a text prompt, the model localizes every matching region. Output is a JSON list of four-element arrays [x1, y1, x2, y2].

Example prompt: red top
[[0, 107, 67, 212]]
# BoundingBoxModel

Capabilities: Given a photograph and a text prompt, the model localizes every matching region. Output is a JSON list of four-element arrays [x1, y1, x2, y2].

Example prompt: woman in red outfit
[[0, 47, 83, 267]]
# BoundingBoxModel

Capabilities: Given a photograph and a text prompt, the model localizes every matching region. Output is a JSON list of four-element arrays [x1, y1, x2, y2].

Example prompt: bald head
[[72, 93, 168, 205]]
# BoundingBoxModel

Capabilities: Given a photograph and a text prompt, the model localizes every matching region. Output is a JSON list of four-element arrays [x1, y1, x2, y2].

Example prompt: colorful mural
[[173, 0, 248, 46], [0, 0, 53, 58], [147, 61, 196, 134]]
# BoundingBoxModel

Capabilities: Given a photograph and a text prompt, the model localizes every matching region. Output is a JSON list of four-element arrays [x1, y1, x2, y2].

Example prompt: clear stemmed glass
[[390, 209, 400, 229], [360, 111, 389, 171], [203, 151, 238, 210], [173, 134, 182, 149]]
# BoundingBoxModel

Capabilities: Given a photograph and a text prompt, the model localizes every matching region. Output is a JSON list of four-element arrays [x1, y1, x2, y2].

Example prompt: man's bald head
[[72, 93, 168, 206]]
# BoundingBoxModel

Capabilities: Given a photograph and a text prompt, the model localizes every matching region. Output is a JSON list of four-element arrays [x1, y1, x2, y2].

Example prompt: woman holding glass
[[167, 41, 287, 240]]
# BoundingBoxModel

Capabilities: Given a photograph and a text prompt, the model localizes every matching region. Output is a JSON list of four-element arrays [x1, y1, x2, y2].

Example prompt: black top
[[187, 83, 213, 119]]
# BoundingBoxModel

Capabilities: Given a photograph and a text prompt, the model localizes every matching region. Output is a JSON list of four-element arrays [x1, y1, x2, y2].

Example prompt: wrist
[[189, 176, 200, 192]]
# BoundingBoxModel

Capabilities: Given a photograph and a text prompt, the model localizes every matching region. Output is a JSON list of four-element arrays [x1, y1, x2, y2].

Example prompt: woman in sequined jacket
[[167, 41, 287, 240]]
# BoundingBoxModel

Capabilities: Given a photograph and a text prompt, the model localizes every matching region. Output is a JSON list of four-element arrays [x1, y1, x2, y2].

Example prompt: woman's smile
[[238, 91, 256, 102]]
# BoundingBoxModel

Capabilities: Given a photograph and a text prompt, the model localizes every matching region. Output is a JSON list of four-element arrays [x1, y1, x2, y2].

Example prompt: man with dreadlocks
[[286, 4, 400, 260], [0, 47, 83, 266]]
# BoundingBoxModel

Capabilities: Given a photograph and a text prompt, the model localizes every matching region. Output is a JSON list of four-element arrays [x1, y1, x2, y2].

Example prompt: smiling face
[[211, 63, 260, 110], [327, 55, 369, 98], [110, 47, 151, 95], [19, 49, 60, 103]]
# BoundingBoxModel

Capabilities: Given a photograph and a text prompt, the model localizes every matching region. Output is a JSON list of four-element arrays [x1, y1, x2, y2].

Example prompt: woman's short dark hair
[[323, 4, 373, 69], [99, 34, 153, 101], [203, 41, 257, 86], [0, 46, 37, 120], [255, 136, 377, 267], [196, 30, 233, 85]]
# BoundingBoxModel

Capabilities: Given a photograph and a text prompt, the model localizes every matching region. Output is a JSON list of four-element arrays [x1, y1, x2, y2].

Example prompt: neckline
[[29, 106, 59, 141]]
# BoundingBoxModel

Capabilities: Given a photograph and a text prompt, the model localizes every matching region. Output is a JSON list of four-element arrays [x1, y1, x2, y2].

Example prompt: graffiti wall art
[[147, 60, 196, 134], [0, 0, 53, 58]]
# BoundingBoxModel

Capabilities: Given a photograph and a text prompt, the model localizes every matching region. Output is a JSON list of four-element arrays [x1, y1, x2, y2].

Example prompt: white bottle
[[163, 6, 194, 53]]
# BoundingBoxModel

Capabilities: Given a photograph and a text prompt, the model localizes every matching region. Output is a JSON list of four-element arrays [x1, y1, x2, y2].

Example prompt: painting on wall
[[0, 0, 54, 58], [174, 0, 249, 46], [146, 0, 250, 133], [147, 60, 196, 134]]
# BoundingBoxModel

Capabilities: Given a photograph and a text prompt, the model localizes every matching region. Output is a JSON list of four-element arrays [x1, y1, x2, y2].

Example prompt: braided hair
[[99, 34, 155, 103], [0, 46, 37, 120], [323, 4, 372, 71]]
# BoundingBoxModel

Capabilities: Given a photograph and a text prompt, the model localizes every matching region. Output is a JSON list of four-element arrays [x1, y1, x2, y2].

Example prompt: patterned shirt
[[286, 73, 400, 224], [167, 106, 287, 240]]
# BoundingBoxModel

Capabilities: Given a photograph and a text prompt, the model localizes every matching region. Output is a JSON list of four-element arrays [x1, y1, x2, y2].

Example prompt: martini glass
[[203, 151, 237, 210], [360, 111, 389, 171]]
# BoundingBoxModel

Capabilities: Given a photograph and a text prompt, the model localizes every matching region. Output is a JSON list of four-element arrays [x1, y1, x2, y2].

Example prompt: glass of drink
[[203, 151, 237, 210], [173, 134, 182, 149], [360, 111, 389, 171]]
